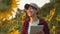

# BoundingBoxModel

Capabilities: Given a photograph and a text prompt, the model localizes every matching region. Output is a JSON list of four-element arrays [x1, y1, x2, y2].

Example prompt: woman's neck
[[30, 15, 38, 23]]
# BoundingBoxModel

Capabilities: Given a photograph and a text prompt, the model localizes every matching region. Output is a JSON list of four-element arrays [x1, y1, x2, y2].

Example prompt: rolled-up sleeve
[[43, 21, 50, 34]]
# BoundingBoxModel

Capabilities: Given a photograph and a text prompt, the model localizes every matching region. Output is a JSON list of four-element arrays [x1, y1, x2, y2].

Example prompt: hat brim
[[24, 4, 31, 10], [24, 3, 38, 10]]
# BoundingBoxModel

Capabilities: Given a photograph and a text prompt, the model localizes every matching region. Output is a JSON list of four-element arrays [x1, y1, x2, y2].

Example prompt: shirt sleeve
[[22, 20, 28, 34], [43, 21, 50, 34]]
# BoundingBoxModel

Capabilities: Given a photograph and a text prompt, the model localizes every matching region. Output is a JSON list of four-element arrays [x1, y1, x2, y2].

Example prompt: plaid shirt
[[22, 17, 50, 34]]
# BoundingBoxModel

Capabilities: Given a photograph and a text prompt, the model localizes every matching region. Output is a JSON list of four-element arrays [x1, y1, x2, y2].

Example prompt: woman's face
[[26, 6, 37, 17]]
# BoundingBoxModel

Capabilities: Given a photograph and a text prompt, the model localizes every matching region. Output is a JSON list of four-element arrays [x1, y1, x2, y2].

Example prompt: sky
[[17, 0, 50, 10]]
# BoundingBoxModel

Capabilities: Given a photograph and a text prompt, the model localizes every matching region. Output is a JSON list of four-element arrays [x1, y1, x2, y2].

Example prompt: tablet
[[30, 25, 44, 34]]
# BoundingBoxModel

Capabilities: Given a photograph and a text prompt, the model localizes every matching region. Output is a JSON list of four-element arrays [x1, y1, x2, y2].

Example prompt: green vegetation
[[0, 0, 60, 34]]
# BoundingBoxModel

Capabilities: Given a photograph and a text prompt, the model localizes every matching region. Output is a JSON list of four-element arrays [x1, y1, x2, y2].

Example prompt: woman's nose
[[27, 9, 31, 12]]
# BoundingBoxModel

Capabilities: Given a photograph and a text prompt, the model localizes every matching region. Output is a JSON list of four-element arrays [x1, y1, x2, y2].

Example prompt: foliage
[[0, 0, 60, 34]]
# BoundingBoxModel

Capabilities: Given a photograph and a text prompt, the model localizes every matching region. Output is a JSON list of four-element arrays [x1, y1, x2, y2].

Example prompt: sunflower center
[[0, 0, 11, 11]]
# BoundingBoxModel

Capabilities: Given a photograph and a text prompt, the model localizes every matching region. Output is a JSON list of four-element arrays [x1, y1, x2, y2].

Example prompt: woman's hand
[[36, 30, 44, 34]]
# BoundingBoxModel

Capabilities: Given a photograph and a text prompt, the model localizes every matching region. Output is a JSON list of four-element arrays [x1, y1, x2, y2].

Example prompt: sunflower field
[[0, 0, 60, 34]]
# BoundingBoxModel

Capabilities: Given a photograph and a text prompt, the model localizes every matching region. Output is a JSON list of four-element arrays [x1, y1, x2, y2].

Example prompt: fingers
[[36, 30, 44, 34]]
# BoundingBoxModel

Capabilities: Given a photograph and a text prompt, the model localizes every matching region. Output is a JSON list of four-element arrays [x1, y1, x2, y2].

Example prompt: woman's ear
[[36, 8, 40, 15], [37, 8, 40, 11]]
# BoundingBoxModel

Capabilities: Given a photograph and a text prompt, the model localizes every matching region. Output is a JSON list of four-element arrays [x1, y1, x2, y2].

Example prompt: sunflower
[[52, 25, 56, 34], [0, 0, 19, 21], [9, 28, 20, 34]]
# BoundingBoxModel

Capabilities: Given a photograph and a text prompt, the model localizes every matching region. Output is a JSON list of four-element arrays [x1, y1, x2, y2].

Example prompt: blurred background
[[0, 0, 60, 34]]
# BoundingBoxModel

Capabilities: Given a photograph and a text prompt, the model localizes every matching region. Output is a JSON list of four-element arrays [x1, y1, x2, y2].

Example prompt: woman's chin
[[28, 15, 34, 17]]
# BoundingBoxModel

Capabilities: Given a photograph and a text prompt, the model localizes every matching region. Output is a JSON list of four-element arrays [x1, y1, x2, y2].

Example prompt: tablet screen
[[30, 25, 44, 34]]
